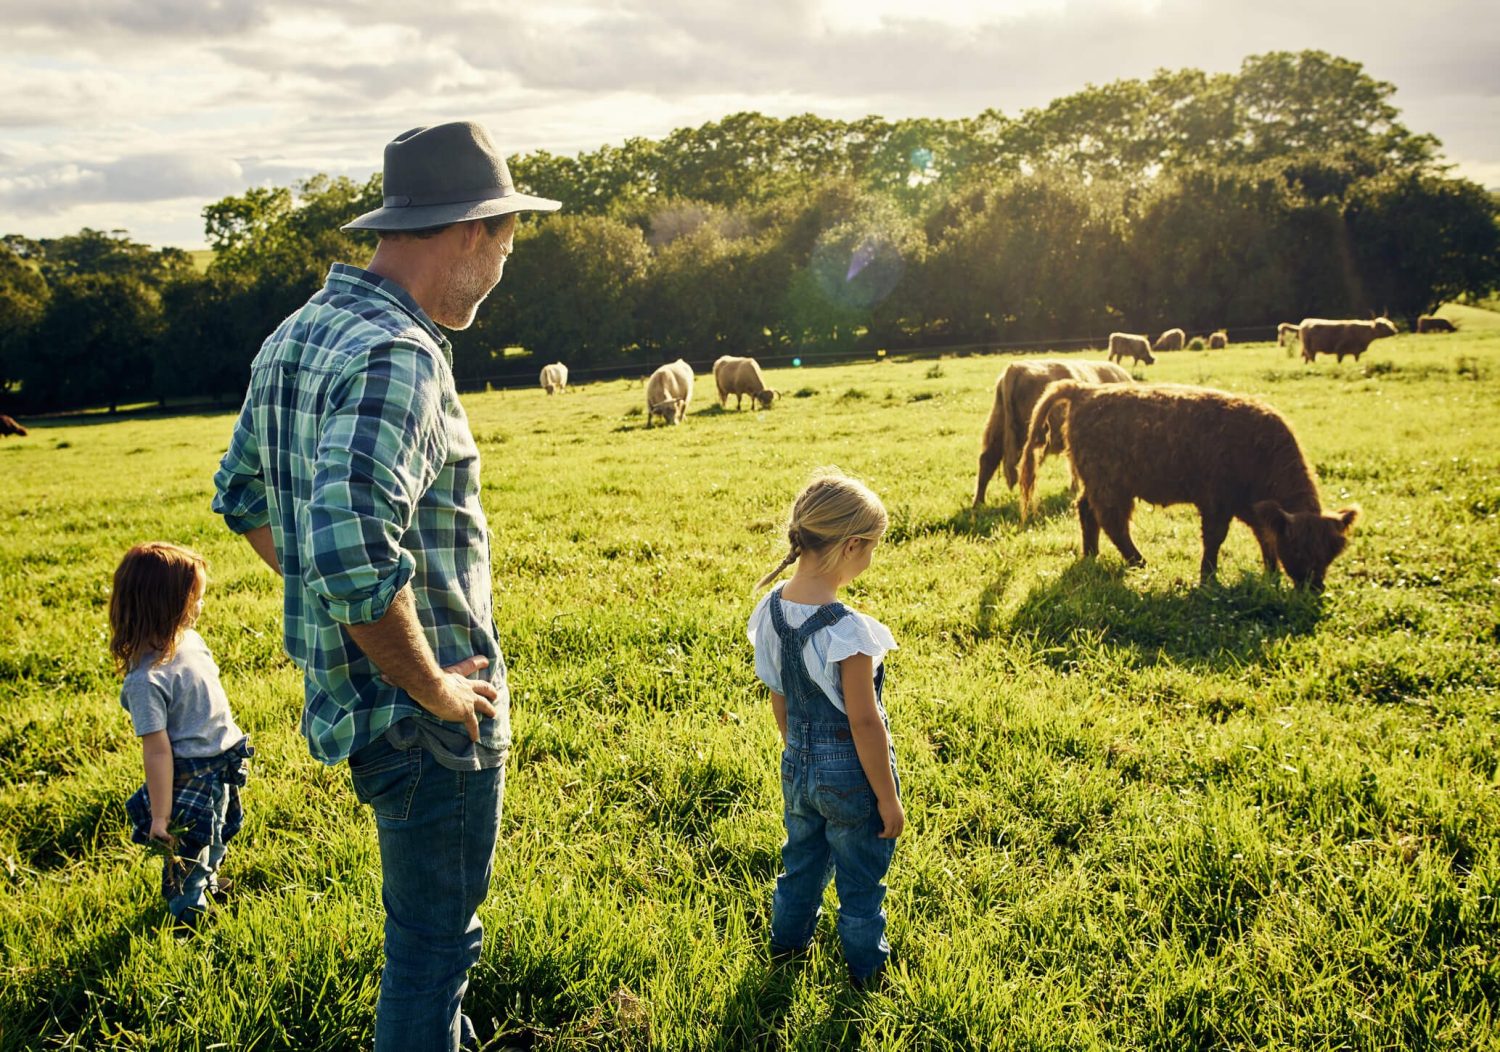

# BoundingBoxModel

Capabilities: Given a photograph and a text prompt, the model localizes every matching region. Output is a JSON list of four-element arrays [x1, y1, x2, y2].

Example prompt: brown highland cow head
[[1255, 501, 1360, 591]]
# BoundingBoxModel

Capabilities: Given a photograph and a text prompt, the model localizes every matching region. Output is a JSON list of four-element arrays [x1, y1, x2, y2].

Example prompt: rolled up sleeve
[[211, 394, 270, 534], [303, 341, 447, 626]]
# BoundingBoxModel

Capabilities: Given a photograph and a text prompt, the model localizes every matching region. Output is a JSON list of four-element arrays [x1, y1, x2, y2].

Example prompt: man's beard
[[435, 247, 503, 331]]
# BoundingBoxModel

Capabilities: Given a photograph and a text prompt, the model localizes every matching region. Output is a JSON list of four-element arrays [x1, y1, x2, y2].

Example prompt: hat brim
[[342, 191, 561, 232]]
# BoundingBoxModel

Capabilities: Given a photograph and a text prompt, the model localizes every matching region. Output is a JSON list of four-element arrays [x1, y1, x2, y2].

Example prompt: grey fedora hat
[[343, 120, 561, 231]]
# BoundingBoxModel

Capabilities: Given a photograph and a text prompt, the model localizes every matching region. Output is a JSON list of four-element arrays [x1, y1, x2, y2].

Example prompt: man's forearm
[[243, 524, 281, 575], [344, 585, 444, 699]]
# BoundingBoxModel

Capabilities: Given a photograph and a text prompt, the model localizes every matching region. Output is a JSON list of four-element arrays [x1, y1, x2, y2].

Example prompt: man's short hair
[[372, 213, 517, 242]]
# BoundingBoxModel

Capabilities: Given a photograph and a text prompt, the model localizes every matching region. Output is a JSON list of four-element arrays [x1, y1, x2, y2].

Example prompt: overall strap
[[770, 588, 858, 728], [792, 601, 853, 644]]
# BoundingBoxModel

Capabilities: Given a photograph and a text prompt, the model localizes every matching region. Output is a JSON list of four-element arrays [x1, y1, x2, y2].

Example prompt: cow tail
[[1018, 381, 1080, 521]]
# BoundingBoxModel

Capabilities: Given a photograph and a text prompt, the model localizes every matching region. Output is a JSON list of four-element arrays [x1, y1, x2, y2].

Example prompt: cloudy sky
[[3, 0, 1496, 249]]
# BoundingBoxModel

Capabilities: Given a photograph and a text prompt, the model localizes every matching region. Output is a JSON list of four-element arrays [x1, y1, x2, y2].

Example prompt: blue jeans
[[349, 735, 505, 1052], [163, 780, 229, 918], [771, 742, 897, 980]]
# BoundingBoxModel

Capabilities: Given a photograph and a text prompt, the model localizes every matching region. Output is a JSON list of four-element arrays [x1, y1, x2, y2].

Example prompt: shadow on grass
[[991, 558, 1325, 668], [715, 959, 803, 1046], [0, 907, 151, 1052], [889, 490, 1075, 544]]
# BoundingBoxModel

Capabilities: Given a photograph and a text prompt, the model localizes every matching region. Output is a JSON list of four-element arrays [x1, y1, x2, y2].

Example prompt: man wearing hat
[[212, 121, 559, 1050]]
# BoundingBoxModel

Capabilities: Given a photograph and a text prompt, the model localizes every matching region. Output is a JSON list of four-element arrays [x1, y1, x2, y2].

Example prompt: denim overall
[[768, 587, 898, 980]]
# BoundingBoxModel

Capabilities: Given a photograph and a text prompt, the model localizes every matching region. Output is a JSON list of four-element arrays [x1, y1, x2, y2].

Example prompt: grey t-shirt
[[120, 629, 246, 759]]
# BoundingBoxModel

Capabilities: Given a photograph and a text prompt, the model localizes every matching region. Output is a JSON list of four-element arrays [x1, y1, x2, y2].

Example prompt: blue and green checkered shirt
[[212, 263, 509, 765]]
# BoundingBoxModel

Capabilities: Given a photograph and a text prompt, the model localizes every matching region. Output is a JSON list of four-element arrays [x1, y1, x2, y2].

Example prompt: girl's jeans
[[349, 734, 505, 1052], [771, 729, 897, 980], [162, 780, 229, 917]]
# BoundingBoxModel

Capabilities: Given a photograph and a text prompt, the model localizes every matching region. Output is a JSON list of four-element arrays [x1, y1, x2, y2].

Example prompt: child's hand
[[149, 816, 176, 848], [877, 796, 905, 839]]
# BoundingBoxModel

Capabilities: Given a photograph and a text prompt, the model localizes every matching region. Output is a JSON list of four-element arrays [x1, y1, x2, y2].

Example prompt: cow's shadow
[[889, 490, 1075, 544], [990, 558, 1324, 668]]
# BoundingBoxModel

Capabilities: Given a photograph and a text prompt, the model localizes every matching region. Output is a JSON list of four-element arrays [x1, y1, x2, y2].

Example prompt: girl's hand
[[149, 816, 176, 848], [877, 795, 905, 839]]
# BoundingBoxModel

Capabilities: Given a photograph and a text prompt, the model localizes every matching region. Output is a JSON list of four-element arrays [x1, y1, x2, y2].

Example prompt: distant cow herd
[[6, 312, 1462, 593]]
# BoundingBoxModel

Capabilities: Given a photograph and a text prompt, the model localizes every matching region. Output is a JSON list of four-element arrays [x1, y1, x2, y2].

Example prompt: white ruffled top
[[747, 587, 899, 714]]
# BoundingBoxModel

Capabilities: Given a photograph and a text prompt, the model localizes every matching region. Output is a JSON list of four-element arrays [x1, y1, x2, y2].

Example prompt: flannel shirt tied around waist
[[126, 737, 253, 849]]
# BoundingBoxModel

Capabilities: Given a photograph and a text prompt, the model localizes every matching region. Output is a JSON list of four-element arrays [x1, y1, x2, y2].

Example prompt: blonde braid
[[754, 527, 802, 592]]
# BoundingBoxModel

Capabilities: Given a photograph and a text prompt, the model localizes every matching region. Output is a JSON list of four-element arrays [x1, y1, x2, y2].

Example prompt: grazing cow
[[1018, 382, 1359, 589], [712, 355, 777, 410], [1208, 330, 1228, 349], [1153, 328, 1185, 351], [1417, 315, 1457, 334], [1107, 333, 1155, 366], [0, 414, 26, 437], [1277, 323, 1300, 348], [1298, 318, 1398, 363], [974, 359, 1132, 505], [539, 362, 568, 394], [645, 359, 694, 427]]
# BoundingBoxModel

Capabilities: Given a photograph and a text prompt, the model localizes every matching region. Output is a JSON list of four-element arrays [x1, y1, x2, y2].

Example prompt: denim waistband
[[785, 720, 856, 748]]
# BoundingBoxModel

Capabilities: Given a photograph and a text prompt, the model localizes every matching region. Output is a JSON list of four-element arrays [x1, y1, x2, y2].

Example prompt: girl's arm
[[840, 653, 905, 839], [771, 691, 787, 746], [140, 730, 175, 844]]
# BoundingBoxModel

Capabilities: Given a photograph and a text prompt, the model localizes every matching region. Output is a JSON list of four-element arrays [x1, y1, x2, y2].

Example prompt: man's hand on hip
[[409, 668, 499, 743], [345, 586, 500, 742]]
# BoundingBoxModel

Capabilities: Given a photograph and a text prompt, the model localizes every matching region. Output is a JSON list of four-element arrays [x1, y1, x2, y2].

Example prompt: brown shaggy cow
[[1208, 330, 1228, 349], [1417, 315, 1457, 334], [974, 359, 1131, 505], [1018, 382, 1359, 588], [0, 414, 26, 437], [1152, 328, 1185, 351], [1298, 318, 1398, 363]]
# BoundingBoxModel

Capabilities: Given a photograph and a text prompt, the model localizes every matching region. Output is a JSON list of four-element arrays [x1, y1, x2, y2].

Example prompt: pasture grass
[[2, 322, 1499, 1050]]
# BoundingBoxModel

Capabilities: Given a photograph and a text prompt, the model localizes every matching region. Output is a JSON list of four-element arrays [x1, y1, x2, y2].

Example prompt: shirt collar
[[325, 262, 452, 354]]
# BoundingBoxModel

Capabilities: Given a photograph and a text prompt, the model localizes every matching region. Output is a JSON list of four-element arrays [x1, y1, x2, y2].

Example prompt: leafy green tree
[[1125, 165, 1305, 330], [18, 273, 162, 412], [778, 195, 926, 351], [204, 174, 381, 291], [0, 243, 49, 403], [1344, 171, 1500, 326], [1232, 51, 1438, 170], [916, 172, 1124, 343], [32, 228, 191, 289], [485, 214, 651, 367]]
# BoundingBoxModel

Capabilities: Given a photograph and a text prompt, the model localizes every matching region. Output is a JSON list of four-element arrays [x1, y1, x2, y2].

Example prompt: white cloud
[[0, 153, 244, 213], [0, 0, 1494, 247]]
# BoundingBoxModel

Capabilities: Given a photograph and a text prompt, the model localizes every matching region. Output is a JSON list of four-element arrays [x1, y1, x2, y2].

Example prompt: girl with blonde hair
[[747, 470, 903, 988]]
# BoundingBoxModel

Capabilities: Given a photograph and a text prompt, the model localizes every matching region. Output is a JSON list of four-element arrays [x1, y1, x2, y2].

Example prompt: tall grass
[[2, 318, 1498, 1049]]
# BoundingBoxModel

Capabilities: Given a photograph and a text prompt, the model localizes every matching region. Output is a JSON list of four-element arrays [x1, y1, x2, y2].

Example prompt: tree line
[[2, 50, 1497, 415]]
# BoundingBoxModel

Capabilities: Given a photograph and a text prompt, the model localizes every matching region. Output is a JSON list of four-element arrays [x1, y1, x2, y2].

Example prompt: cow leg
[[1077, 496, 1100, 558], [1094, 501, 1145, 567], [1245, 515, 1279, 576], [975, 449, 1001, 507], [1198, 510, 1231, 584]]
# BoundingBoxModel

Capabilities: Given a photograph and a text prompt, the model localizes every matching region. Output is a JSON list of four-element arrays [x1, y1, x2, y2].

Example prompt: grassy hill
[[1, 328, 1497, 1049]]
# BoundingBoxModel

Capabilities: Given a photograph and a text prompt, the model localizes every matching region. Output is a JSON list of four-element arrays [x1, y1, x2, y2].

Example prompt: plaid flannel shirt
[[211, 263, 510, 765], [126, 737, 253, 848]]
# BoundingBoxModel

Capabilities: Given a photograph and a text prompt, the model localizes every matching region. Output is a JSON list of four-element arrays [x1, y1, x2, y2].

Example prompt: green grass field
[[2, 307, 1498, 1050]]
